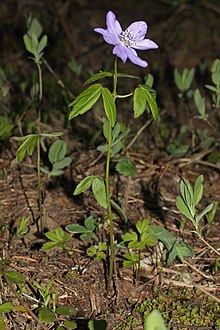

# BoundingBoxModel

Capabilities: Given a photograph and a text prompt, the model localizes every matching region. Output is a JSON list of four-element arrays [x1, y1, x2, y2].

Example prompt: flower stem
[[37, 136, 43, 234], [107, 58, 118, 288]]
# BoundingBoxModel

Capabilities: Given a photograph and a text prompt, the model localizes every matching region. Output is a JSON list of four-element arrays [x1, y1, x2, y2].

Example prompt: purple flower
[[94, 11, 158, 68]]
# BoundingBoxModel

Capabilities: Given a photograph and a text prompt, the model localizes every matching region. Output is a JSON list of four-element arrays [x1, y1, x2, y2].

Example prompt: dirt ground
[[0, 0, 220, 329]]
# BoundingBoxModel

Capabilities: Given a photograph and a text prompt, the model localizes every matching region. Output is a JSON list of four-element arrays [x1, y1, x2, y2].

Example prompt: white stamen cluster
[[119, 29, 137, 47]]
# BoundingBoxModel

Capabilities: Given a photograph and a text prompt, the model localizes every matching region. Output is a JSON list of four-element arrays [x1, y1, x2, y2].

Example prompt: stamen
[[119, 29, 137, 47]]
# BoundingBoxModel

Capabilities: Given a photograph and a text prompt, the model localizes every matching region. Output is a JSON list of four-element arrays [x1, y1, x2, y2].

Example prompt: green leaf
[[176, 196, 194, 221], [65, 224, 89, 233], [116, 72, 139, 79], [69, 84, 102, 120], [136, 219, 150, 234], [116, 157, 136, 176], [195, 203, 214, 224], [63, 320, 77, 329], [123, 252, 139, 268], [23, 34, 33, 53], [139, 85, 158, 121], [84, 71, 112, 85], [168, 242, 194, 265], [39, 132, 63, 138], [0, 302, 13, 313], [40, 241, 58, 251], [133, 86, 147, 118], [144, 310, 167, 330], [49, 140, 67, 163], [92, 177, 107, 209], [102, 87, 116, 127], [48, 169, 64, 176], [37, 35, 47, 54], [16, 135, 37, 162], [6, 271, 25, 284], [56, 306, 75, 316], [193, 175, 204, 206], [88, 320, 107, 330], [27, 17, 43, 39], [212, 72, 220, 85], [194, 89, 206, 117], [84, 217, 96, 231], [0, 316, 7, 330], [74, 175, 95, 195], [152, 226, 175, 251], [53, 157, 72, 170], [38, 306, 56, 323]]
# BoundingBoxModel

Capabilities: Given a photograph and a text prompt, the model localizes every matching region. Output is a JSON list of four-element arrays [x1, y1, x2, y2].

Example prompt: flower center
[[119, 29, 137, 47]]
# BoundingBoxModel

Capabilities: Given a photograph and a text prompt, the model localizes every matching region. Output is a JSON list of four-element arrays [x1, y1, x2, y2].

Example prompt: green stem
[[36, 62, 43, 130], [37, 136, 43, 234], [107, 58, 118, 288]]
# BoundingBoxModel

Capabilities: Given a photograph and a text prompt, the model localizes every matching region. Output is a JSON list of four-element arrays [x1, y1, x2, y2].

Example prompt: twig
[[125, 118, 153, 151], [42, 58, 75, 99], [3, 273, 49, 330]]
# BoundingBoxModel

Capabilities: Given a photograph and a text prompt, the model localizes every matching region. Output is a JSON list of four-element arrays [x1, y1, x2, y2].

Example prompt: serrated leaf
[[0, 302, 13, 313], [6, 271, 25, 284], [92, 177, 107, 209], [38, 306, 56, 323], [133, 86, 147, 118], [193, 175, 204, 206], [116, 157, 136, 176], [136, 219, 150, 234], [74, 175, 95, 195], [40, 241, 58, 251], [80, 232, 93, 240], [69, 84, 102, 120], [122, 232, 137, 243], [102, 87, 116, 127], [84, 71, 112, 85], [176, 196, 194, 221], [40, 167, 50, 175], [49, 140, 66, 163], [56, 306, 75, 316], [63, 320, 77, 329]]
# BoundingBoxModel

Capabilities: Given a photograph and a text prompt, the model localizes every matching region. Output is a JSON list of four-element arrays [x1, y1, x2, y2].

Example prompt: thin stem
[[37, 136, 43, 234], [197, 232, 220, 257], [36, 62, 43, 130], [107, 58, 118, 289]]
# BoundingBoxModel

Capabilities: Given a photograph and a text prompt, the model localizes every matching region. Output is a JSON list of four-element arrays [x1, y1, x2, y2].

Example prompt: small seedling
[[122, 219, 157, 280], [40, 139, 72, 178], [194, 88, 208, 120], [174, 67, 195, 98], [66, 216, 97, 241], [41, 227, 72, 251], [87, 242, 107, 261], [205, 58, 220, 108], [15, 215, 30, 240]]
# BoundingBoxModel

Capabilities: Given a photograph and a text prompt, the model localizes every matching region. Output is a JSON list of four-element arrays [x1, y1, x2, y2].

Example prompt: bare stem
[[37, 136, 43, 234]]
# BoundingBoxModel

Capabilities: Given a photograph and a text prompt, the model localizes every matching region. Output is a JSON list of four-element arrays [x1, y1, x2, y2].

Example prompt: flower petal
[[106, 11, 122, 37], [125, 47, 148, 67], [133, 38, 159, 50], [113, 44, 127, 63], [94, 28, 119, 45], [126, 21, 147, 40]]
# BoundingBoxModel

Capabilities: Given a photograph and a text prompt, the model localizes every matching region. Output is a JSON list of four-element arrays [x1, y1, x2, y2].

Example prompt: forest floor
[[0, 1, 220, 329]]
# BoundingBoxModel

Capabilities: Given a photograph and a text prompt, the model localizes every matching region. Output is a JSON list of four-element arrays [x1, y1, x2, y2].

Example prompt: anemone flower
[[94, 11, 158, 68]]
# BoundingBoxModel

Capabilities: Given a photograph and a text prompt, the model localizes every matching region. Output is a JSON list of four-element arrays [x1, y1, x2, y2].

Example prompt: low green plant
[[194, 88, 208, 120], [15, 215, 30, 240], [174, 67, 195, 98], [122, 219, 157, 280], [41, 227, 72, 251], [66, 215, 97, 241], [14, 132, 63, 234], [40, 139, 72, 178], [176, 175, 220, 257], [87, 242, 107, 261], [0, 115, 14, 141], [205, 58, 220, 108]]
